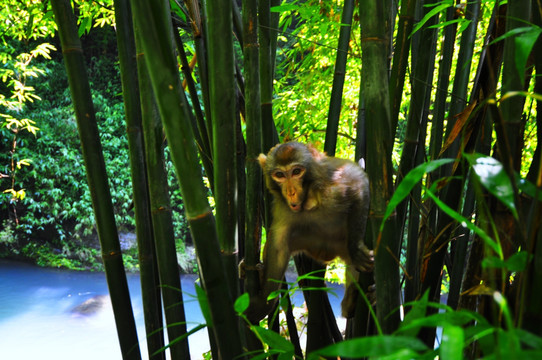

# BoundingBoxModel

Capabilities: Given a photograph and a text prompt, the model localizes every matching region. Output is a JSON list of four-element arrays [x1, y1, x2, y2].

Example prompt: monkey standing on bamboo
[[245, 141, 373, 322]]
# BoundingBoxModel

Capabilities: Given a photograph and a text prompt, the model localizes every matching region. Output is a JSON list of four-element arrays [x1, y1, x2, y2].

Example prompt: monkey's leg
[[341, 265, 376, 318], [341, 265, 360, 318], [261, 226, 290, 298]]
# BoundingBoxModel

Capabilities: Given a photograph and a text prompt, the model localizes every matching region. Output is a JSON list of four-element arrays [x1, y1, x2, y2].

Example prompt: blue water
[[0, 259, 209, 360], [0, 260, 346, 360]]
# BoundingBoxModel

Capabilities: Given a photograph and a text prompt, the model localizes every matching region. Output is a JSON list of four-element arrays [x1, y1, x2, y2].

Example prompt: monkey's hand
[[351, 243, 374, 272], [238, 259, 265, 282]]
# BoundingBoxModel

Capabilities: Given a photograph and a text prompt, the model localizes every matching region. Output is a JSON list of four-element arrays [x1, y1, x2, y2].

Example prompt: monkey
[[247, 141, 373, 321]]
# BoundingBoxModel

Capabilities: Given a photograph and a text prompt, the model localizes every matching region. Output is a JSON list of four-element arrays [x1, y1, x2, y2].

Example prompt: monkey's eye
[[292, 167, 303, 176], [274, 171, 285, 178]]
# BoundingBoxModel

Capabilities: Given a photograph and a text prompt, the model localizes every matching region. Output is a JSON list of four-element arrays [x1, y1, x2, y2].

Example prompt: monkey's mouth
[[289, 203, 302, 212]]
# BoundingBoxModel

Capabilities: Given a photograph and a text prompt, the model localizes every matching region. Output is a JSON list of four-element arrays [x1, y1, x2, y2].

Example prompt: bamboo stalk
[[50, 0, 141, 358], [324, 0, 354, 156], [359, 0, 401, 334], [135, 29, 191, 360], [429, 5, 458, 162], [259, 0, 278, 152], [242, 0, 263, 303], [172, 29, 213, 183], [182, 0, 213, 147], [399, 0, 440, 305], [206, 0, 239, 300], [443, 0, 481, 161], [113, 0, 165, 357], [417, 2, 482, 345], [388, 0, 416, 132], [500, 0, 532, 170], [396, 0, 439, 243], [129, 0, 244, 358]]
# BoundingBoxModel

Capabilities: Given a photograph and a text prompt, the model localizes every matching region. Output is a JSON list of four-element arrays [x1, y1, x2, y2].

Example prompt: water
[[0, 260, 345, 360], [0, 259, 209, 360]]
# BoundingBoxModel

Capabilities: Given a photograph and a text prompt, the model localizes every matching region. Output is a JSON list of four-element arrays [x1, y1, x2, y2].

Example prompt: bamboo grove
[[49, 0, 542, 359]]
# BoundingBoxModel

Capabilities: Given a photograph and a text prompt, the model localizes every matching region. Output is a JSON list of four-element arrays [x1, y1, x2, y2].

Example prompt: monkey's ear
[[307, 143, 325, 160], [257, 154, 267, 169]]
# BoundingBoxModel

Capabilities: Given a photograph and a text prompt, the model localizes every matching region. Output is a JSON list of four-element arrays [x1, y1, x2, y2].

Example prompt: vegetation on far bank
[[0, 26, 192, 271]]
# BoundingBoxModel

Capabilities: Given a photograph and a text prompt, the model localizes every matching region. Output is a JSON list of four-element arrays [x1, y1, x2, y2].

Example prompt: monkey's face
[[271, 165, 307, 212], [258, 142, 316, 213]]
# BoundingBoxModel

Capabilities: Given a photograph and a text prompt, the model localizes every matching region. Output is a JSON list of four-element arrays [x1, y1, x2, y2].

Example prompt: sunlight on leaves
[[464, 153, 518, 219]]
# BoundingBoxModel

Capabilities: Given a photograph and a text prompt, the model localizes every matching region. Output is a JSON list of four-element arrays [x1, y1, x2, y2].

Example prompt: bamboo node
[[187, 210, 213, 221], [361, 37, 387, 43], [62, 46, 83, 54], [103, 250, 121, 259], [152, 206, 171, 215], [126, 126, 140, 134]]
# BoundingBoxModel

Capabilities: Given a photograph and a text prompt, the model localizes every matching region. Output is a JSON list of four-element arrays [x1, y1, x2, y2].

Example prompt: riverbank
[[0, 232, 199, 274]]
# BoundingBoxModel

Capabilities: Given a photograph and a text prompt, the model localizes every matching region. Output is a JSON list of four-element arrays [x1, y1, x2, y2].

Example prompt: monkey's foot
[[341, 280, 376, 318], [238, 259, 264, 281]]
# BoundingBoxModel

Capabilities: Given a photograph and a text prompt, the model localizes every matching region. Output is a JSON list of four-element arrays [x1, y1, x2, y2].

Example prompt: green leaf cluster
[[1, 47, 190, 270]]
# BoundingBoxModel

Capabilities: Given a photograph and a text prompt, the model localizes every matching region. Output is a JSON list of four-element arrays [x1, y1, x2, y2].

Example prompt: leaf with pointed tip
[[464, 153, 518, 219], [380, 158, 455, 233]]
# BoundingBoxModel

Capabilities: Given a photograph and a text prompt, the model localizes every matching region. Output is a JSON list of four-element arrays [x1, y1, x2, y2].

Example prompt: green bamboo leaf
[[512, 329, 542, 349], [464, 153, 518, 219], [493, 293, 515, 339], [78, 16, 91, 37], [514, 26, 542, 79], [483, 251, 530, 272], [427, 18, 471, 35], [398, 290, 429, 337], [234, 293, 250, 314], [251, 326, 294, 355], [195, 283, 213, 327], [482, 256, 506, 270], [425, 188, 502, 257], [381, 158, 455, 230], [489, 25, 542, 78], [440, 324, 464, 360], [151, 323, 206, 356], [169, 0, 187, 21], [410, 1, 453, 37], [516, 176, 542, 201], [270, 4, 298, 12], [489, 26, 534, 44], [307, 335, 428, 359], [398, 309, 485, 333], [427, 18, 462, 29]]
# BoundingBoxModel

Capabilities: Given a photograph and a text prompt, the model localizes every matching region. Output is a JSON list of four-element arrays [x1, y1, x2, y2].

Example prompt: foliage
[[1, 41, 54, 222], [272, 0, 361, 158], [0, 44, 190, 270]]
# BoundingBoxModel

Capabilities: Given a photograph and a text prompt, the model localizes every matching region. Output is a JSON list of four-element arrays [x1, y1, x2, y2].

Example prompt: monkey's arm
[[245, 224, 290, 322], [346, 169, 373, 271]]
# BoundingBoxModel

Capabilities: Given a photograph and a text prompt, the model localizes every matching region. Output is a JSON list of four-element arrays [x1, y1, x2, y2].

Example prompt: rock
[[70, 295, 110, 316]]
